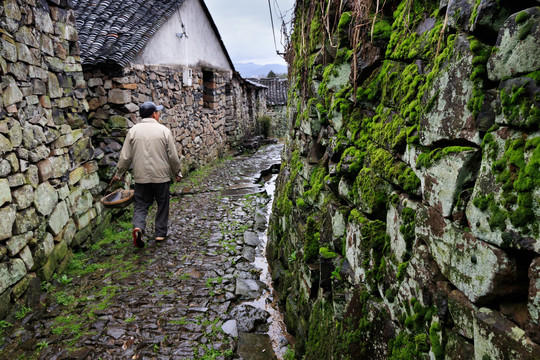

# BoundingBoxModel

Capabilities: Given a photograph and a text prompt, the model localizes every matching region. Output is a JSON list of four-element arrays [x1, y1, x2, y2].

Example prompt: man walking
[[113, 101, 182, 248]]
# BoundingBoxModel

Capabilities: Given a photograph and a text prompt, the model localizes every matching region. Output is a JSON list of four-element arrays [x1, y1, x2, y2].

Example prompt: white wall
[[132, 0, 233, 71]]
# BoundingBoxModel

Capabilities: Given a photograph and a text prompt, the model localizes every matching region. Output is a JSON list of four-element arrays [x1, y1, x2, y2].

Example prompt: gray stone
[[25, 165, 39, 188], [29, 145, 50, 163], [87, 78, 103, 87], [235, 278, 266, 299], [488, 8, 540, 81], [51, 129, 83, 149], [44, 56, 64, 72], [0, 38, 18, 62], [108, 89, 131, 104], [16, 43, 39, 65], [0, 159, 11, 177], [0, 205, 16, 241], [419, 35, 480, 146], [15, 27, 39, 48], [6, 231, 32, 257], [47, 72, 62, 99], [73, 191, 93, 215], [33, 232, 54, 269], [6, 153, 19, 172], [106, 328, 126, 340], [3, 78, 24, 106], [11, 185, 34, 210], [7, 61, 29, 81], [48, 200, 69, 235], [7, 173, 25, 187], [62, 219, 77, 245], [0, 258, 26, 294], [417, 205, 521, 304], [244, 231, 259, 246], [221, 320, 238, 337], [0, 179, 12, 207], [34, 9, 54, 33], [528, 258, 540, 340], [19, 245, 34, 271], [474, 307, 540, 359], [0, 134, 13, 153], [418, 148, 480, 217], [230, 304, 270, 333], [14, 207, 40, 234], [7, 119, 22, 147], [34, 182, 58, 216], [50, 155, 69, 179]]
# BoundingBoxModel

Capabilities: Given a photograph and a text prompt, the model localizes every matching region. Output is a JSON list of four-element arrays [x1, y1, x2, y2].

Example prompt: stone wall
[[269, 0, 540, 358], [0, 0, 267, 320], [0, 0, 106, 318], [85, 65, 266, 177]]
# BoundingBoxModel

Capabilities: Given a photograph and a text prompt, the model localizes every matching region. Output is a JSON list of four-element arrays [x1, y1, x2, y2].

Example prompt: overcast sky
[[204, 0, 296, 65]]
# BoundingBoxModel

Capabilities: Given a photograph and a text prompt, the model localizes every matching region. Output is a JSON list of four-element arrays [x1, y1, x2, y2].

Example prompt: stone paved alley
[[0, 144, 287, 360]]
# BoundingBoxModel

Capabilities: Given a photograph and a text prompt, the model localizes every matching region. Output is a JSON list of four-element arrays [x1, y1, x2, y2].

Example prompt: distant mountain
[[234, 62, 287, 78]]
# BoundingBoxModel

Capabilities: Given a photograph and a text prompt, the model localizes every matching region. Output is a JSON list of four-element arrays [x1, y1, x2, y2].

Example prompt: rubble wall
[[0, 0, 105, 318], [0, 0, 266, 319], [268, 0, 540, 358], [84, 65, 266, 177]]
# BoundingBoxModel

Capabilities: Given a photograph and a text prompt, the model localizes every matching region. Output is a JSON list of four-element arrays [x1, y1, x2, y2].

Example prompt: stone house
[[0, 0, 266, 319], [252, 77, 289, 138], [72, 0, 268, 175]]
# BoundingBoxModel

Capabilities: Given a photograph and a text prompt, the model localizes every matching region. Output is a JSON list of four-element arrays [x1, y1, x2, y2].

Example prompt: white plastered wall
[[132, 0, 233, 71]]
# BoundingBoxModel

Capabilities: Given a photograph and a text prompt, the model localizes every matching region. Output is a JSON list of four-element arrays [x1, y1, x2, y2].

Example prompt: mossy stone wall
[[269, 0, 540, 358]]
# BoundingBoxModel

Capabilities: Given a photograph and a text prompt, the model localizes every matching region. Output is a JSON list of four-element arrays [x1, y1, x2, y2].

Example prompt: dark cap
[[140, 101, 164, 118]]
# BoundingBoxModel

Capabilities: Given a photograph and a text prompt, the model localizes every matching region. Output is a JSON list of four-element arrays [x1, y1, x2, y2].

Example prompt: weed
[[55, 291, 76, 307], [15, 305, 31, 320], [36, 340, 48, 351]]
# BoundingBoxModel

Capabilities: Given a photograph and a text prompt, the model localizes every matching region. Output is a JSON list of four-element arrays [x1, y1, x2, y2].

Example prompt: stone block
[[51, 129, 83, 149], [108, 88, 131, 104], [417, 205, 522, 304], [19, 245, 34, 271], [34, 8, 54, 33], [0, 38, 17, 62], [419, 35, 480, 146], [16, 42, 39, 65], [49, 155, 69, 179], [11, 185, 33, 210], [76, 207, 96, 230], [48, 200, 69, 235], [14, 207, 40, 234], [474, 307, 540, 359], [2, 78, 23, 106], [69, 166, 85, 186], [34, 181, 58, 216], [0, 179, 12, 207], [8, 173, 25, 187], [32, 232, 54, 270], [448, 289, 477, 340], [488, 7, 540, 81], [62, 219, 77, 245], [11, 274, 30, 301], [418, 148, 480, 217], [47, 72, 62, 99], [0, 205, 17, 241], [25, 165, 39, 188], [73, 191, 93, 215], [0, 258, 26, 294], [36, 158, 53, 182], [6, 231, 33, 257]]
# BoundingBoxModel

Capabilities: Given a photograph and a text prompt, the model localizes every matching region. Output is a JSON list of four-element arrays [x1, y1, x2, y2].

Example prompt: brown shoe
[[155, 236, 165, 242]]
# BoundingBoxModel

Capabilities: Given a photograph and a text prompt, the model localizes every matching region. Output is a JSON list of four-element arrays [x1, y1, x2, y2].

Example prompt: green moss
[[469, 0, 482, 27], [515, 11, 530, 24], [500, 83, 540, 129], [338, 12, 353, 31], [319, 247, 338, 259], [519, 20, 534, 41], [416, 146, 476, 168], [304, 217, 320, 263]]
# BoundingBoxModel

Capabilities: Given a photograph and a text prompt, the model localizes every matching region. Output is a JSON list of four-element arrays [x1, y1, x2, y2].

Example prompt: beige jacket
[[116, 118, 182, 184]]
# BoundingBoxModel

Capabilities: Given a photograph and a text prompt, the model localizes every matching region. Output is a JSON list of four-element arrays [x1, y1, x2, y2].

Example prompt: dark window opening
[[203, 69, 216, 109]]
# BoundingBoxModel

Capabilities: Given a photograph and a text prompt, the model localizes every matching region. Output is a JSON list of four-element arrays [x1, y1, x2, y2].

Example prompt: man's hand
[[175, 174, 183, 182], [112, 174, 123, 182]]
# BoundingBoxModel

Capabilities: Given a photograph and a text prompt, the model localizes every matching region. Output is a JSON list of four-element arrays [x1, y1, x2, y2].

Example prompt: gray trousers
[[133, 182, 170, 237]]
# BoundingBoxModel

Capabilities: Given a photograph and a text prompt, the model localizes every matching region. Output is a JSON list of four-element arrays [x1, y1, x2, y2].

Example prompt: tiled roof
[[251, 78, 288, 105], [73, 0, 185, 67]]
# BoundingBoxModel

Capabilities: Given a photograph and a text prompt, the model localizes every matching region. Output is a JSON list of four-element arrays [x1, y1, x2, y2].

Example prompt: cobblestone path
[[0, 144, 285, 360]]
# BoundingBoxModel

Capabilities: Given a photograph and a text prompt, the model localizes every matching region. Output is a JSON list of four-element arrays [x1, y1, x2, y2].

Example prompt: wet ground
[[0, 143, 291, 360]]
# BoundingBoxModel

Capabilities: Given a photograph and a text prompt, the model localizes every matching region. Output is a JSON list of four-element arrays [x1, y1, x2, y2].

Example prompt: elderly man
[[113, 101, 182, 248]]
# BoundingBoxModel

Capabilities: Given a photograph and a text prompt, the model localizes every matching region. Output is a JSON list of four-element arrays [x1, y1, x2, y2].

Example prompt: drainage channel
[[217, 146, 293, 359]]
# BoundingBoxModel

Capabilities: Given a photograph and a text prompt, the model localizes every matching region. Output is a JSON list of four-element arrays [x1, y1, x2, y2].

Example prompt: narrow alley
[[0, 144, 288, 360]]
